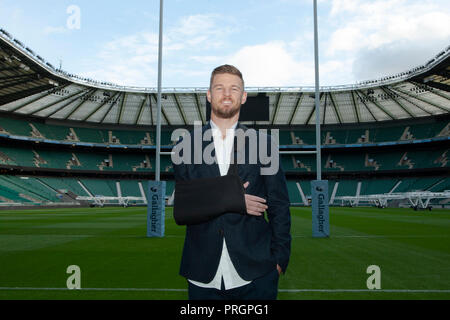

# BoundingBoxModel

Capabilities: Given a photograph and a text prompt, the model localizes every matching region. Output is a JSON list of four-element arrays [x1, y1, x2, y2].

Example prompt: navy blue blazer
[[172, 122, 291, 283]]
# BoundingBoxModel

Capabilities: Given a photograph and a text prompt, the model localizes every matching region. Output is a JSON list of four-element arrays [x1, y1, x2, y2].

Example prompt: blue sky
[[1, 0, 449, 88]]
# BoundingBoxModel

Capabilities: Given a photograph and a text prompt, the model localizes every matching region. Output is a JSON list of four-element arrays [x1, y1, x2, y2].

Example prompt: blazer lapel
[[201, 121, 250, 178], [235, 122, 251, 177], [201, 123, 221, 177]]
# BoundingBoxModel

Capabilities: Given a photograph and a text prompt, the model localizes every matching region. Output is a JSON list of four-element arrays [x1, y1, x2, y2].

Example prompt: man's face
[[207, 73, 247, 119]]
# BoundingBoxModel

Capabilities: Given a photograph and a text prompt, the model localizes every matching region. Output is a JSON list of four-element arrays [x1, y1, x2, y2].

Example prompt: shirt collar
[[210, 120, 237, 139]]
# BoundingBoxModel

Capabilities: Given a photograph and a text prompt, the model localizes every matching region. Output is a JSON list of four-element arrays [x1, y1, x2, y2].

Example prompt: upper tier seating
[[1, 116, 448, 146]]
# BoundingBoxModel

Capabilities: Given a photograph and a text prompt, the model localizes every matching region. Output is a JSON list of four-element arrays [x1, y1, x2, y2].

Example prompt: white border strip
[[0, 287, 449, 293]]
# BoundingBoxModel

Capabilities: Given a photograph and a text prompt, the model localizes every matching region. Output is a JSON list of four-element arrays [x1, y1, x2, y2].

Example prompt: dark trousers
[[188, 269, 279, 300]]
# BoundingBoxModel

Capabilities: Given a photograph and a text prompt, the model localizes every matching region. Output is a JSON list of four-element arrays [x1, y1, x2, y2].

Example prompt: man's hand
[[277, 264, 282, 275], [243, 181, 268, 216]]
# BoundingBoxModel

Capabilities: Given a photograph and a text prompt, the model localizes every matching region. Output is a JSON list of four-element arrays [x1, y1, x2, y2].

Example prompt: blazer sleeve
[[173, 160, 188, 182], [172, 138, 189, 182], [262, 135, 292, 273]]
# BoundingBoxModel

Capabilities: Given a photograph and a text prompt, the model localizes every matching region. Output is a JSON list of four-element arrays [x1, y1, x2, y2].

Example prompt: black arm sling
[[173, 137, 246, 226]]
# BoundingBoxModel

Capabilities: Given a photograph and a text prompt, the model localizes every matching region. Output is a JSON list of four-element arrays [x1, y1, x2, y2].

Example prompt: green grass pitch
[[0, 206, 449, 300]]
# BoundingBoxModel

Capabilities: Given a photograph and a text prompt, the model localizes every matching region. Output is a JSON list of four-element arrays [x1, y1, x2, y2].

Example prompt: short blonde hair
[[209, 64, 244, 89]]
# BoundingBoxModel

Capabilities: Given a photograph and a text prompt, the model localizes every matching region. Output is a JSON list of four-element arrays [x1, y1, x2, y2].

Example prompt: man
[[172, 64, 291, 300]]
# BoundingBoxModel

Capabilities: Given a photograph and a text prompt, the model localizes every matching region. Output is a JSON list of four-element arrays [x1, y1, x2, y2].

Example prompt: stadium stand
[[0, 29, 449, 209], [0, 114, 449, 145]]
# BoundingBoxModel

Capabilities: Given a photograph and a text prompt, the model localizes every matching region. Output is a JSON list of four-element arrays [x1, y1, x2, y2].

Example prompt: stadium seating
[[360, 179, 398, 195], [31, 122, 70, 141], [334, 180, 359, 197], [0, 175, 59, 204], [0, 179, 34, 204], [119, 180, 142, 197], [80, 179, 116, 197], [372, 126, 405, 143], [284, 176, 449, 207], [0, 146, 35, 167], [285, 181, 304, 204], [393, 177, 443, 193], [0, 115, 448, 146], [0, 117, 32, 136], [0, 113, 448, 207], [0, 173, 179, 205], [428, 177, 450, 192], [37, 177, 87, 196], [346, 128, 370, 144]]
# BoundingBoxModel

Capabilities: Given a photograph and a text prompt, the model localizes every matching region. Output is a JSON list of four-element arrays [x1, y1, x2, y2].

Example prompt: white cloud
[[189, 55, 224, 64], [77, 13, 238, 87], [327, 0, 450, 54], [43, 26, 68, 35], [329, 0, 362, 16], [324, 0, 450, 82], [78, 32, 159, 87], [225, 0, 450, 87], [167, 13, 237, 50], [72, 1, 450, 87], [228, 41, 315, 87]]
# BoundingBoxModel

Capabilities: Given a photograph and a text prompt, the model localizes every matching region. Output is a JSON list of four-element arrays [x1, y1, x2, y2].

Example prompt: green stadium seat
[[80, 179, 116, 197], [0, 118, 31, 136]]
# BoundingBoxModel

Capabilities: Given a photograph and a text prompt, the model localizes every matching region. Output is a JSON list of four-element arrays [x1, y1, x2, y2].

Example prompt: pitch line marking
[[0, 287, 187, 292], [0, 287, 449, 293], [279, 289, 450, 293], [2, 234, 448, 239], [291, 235, 450, 239]]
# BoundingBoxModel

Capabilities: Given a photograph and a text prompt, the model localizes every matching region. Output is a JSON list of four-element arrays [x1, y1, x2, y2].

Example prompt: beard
[[211, 99, 241, 119]]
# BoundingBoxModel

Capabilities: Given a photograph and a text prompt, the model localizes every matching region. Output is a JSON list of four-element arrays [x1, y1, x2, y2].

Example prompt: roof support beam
[[99, 92, 124, 123], [410, 80, 450, 100], [0, 73, 37, 82], [387, 87, 434, 116], [305, 93, 323, 125], [82, 91, 120, 122], [288, 92, 304, 125], [117, 92, 128, 124], [6, 83, 70, 112], [271, 93, 282, 125], [1, 84, 62, 109], [45, 88, 95, 118], [380, 86, 415, 117], [394, 85, 450, 113], [149, 94, 154, 125], [63, 88, 98, 120], [350, 91, 360, 123], [411, 79, 450, 93], [193, 93, 204, 124], [28, 88, 87, 115], [322, 93, 328, 125], [0, 76, 39, 90], [329, 92, 343, 124], [151, 94, 170, 125], [356, 89, 395, 120], [437, 69, 450, 78], [134, 95, 148, 126], [354, 90, 377, 121], [173, 94, 187, 125], [0, 66, 24, 72]]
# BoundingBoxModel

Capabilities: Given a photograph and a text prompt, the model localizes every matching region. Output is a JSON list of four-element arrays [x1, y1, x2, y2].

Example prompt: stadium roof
[[0, 28, 449, 127]]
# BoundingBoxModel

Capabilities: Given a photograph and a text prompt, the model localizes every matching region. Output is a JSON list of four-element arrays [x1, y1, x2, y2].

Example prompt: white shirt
[[188, 120, 252, 290]]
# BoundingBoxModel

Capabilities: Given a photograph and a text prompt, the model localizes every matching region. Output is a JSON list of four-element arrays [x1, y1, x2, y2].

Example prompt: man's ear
[[206, 90, 212, 103], [241, 91, 248, 105]]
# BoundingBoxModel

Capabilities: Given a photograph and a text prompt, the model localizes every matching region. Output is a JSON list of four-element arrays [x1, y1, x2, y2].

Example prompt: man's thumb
[[243, 181, 249, 189]]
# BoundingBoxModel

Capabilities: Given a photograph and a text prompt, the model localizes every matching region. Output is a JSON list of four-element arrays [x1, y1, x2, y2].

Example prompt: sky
[[0, 0, 449, 88]]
